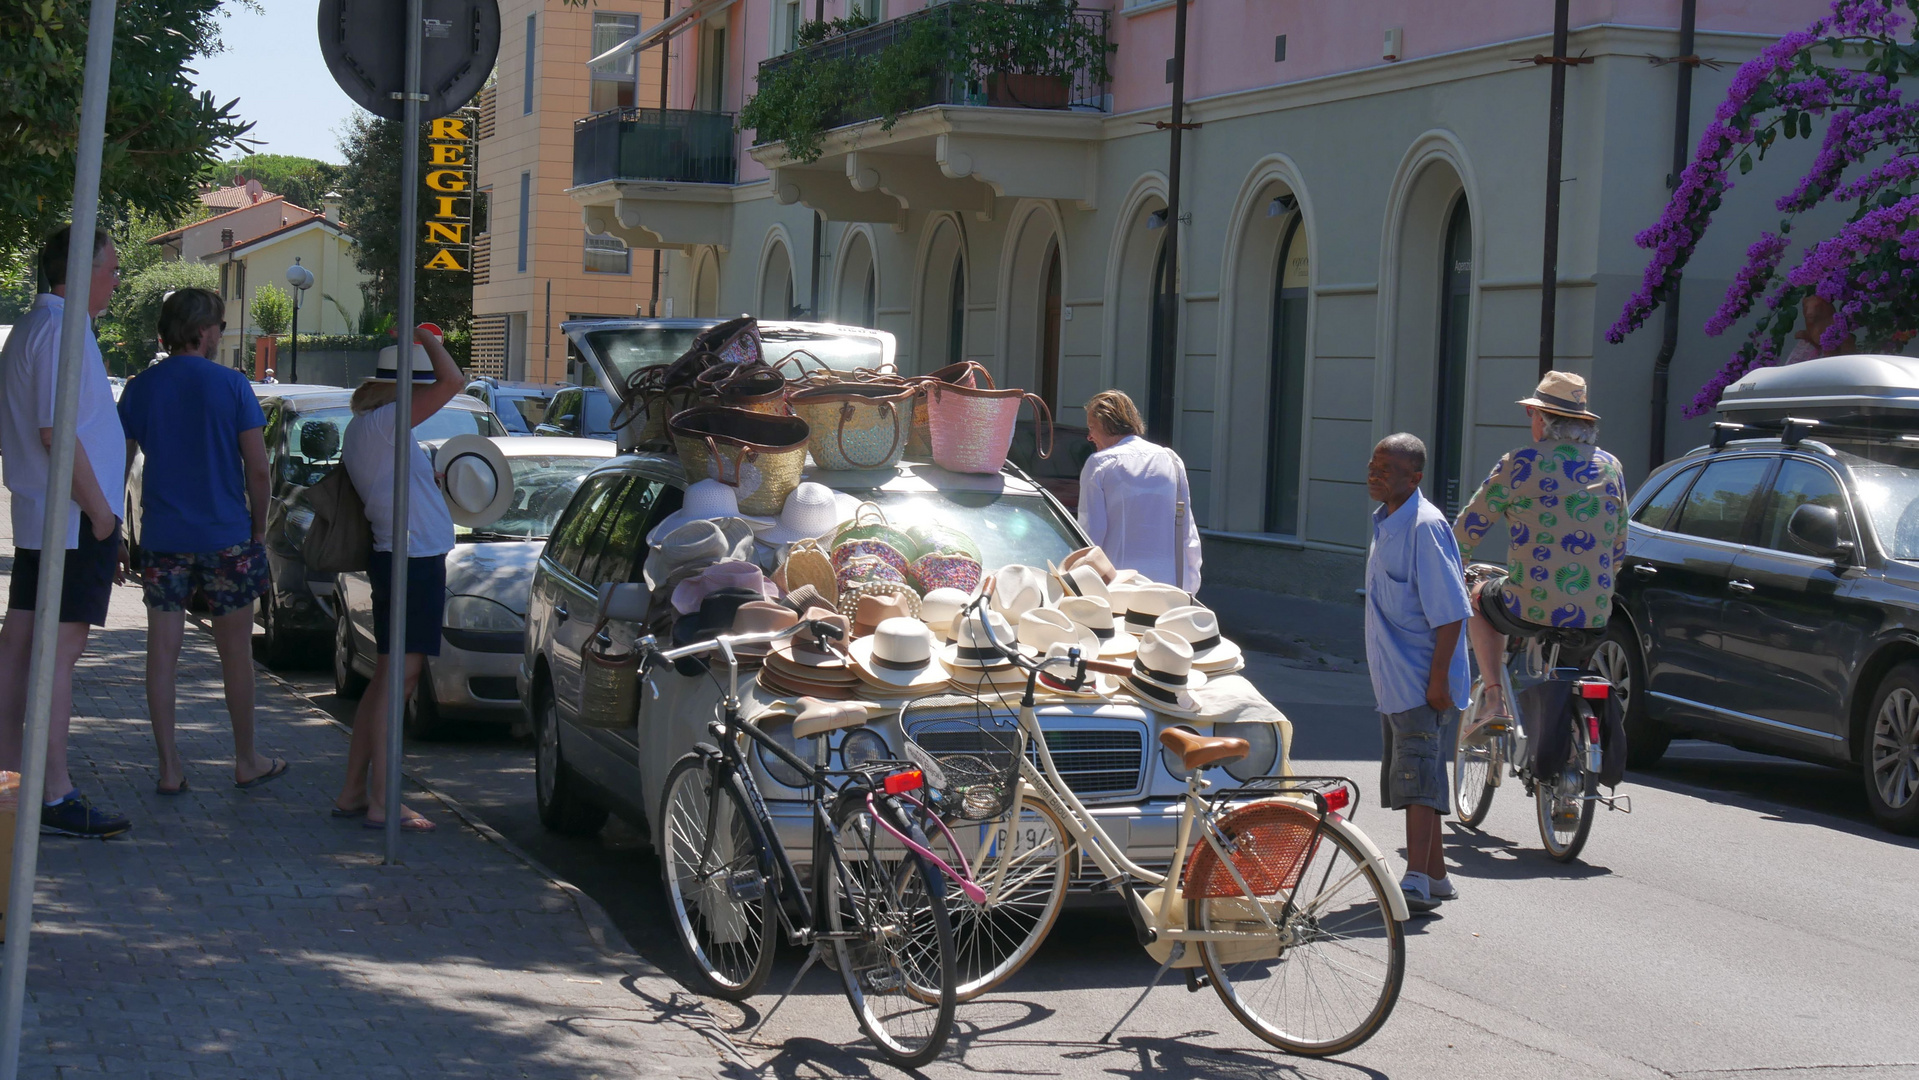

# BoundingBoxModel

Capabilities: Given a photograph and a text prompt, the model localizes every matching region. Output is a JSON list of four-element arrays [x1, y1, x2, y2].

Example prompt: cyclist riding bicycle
[[1452, 371, 1627, 730]]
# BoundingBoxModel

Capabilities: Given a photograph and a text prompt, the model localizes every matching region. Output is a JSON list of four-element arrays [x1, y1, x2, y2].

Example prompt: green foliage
[[217, 154, 343, 212], [336, 112, 474, 334], [98, 259, 218, 374], [739, 0, 1113, 165], [271, 333, 385, 353], [0, 0, 253, 258], [251, 282, 292, 337]]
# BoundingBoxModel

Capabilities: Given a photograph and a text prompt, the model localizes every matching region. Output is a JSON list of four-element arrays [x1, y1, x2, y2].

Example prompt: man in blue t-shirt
[[118, 289, 287, 794]]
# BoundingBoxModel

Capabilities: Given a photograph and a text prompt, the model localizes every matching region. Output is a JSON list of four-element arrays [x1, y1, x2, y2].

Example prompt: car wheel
[[533, 681, 609, 836], [258, 590, 305, 671], [403, 665, 457, 741], [333, 604, 370, 699], [1863, 662, 1919, 834], [1590, 621, 1670, 769]]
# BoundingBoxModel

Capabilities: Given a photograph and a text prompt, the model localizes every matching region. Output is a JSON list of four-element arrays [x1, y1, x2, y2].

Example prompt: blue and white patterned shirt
[[1453, 440, 1628, 629]]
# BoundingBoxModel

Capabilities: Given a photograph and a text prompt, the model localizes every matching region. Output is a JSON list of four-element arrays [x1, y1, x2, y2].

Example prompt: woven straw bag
[[778, 538, 838, 606], [788, 383, 916, 471], [906, 362, 994, 460], [611, 346, 721, 443], [668, 406, 812, 516], [697, 360, 789, 415], [826, 502, 919, 560], [927, 381, 1054, 474]]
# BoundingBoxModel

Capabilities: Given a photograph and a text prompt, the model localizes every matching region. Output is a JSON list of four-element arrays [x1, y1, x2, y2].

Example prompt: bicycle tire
[[1535, 706, 1597, 862], [1454, 698, 1499, 827], [1194, 818, 1405, 1057], [826, 797, 956, 1068], [659, 753, 777, 1000], [921, 797, 1072, 1002]]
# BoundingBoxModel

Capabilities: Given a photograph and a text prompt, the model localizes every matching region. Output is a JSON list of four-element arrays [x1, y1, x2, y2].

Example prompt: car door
[[1719, 456, 1876, 753], [541, 473, 631, 722], [1632, 454, 1772, 721]]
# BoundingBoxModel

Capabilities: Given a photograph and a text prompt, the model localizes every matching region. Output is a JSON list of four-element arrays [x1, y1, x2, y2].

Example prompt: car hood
[[444, 540, 544, 615]]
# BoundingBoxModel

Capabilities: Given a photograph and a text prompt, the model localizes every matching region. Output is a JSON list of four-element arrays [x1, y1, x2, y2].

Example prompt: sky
[[191, 0, 362, 165]]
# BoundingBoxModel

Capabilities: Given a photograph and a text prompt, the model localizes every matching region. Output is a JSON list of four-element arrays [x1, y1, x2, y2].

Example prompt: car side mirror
[[597, 581, 649, 623], [1786, 503, 1855, 564]]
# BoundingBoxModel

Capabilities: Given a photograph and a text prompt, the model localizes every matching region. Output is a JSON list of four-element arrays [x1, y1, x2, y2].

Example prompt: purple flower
[[1705, 233, 1792, 337]]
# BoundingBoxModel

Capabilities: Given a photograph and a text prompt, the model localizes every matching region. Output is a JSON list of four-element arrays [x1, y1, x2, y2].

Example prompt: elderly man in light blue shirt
[[1364, 432, 1471, 913]]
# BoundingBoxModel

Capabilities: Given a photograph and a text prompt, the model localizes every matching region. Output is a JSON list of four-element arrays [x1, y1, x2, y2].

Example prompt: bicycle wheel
[[1535, 708, 1597, 862], [1454, 681, 1499, 826], [1194, 816, 1405, 1057], [922, 797, 1071, 1001], [827, 798, 956, 1068], [659, 754, 777, 1000]]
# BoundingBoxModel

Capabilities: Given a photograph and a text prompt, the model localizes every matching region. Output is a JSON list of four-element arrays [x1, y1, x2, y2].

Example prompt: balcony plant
[[955, 0, 1113, 110]]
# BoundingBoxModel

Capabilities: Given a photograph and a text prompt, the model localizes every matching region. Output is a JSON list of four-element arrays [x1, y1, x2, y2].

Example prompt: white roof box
[[1717, 354, 1919, 423]]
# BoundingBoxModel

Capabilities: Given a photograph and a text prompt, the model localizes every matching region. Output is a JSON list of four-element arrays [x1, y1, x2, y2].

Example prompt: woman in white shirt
[[333, 325, 464, 832], [1076, 390, 1203, 592]]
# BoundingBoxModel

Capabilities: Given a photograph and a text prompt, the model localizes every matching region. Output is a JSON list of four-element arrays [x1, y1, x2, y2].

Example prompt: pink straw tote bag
[[926, 382, 1053, 475]]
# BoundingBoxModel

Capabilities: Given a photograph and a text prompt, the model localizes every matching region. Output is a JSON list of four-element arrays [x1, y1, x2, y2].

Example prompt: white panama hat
[[1154, 605, 1244, 672], [433, 435, 515, 528], [1058, 595, 1137, 658], [1018, 606, 1101, 661], [760, 482, 857, 546], [647, 478, 774, 544], [1121, 629, 1208, 717], [850, 617, 951, 691]]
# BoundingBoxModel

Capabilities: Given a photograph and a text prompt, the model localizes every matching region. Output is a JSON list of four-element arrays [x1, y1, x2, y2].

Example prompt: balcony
[[567, 107, 742, 251], [745, 1, 1112, 222]]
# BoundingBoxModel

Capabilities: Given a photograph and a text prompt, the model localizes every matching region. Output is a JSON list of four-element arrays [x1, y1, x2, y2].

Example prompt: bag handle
[[1022, 393, 1055, 460], [924, 361, 995, 389], [834, 398, 903, 470]]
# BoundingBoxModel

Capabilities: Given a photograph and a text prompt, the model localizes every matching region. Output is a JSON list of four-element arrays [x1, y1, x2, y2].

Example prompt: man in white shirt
[[1076, 390, 1203, 591], [0, 225, 131, 837]]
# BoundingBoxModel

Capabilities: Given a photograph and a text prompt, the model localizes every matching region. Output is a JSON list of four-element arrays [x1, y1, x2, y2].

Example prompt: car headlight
[[840, 727, 890, 770], [1219, 722, 1280, 782], [756, 719, 812, 790], [443, 595, 525, 632], [1159, 724, 1199, 781]]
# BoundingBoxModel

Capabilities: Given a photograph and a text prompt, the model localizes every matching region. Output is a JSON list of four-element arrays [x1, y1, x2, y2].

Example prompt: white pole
[[0, 0, 119, 1074], [385, 0, 425, 864]]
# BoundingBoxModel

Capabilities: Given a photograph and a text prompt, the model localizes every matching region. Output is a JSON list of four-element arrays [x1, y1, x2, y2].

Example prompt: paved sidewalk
[[3, 530, 728, 1076]]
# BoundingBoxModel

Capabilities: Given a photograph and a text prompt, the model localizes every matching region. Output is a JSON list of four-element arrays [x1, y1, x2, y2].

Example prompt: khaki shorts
[[1379, 704, 1458, 814]]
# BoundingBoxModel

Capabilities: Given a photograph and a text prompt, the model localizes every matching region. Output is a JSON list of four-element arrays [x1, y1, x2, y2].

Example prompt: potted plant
[[957, 0, 1111, 110]]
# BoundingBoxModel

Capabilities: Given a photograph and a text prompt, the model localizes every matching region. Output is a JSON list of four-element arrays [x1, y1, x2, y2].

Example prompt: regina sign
[[422, 115, 475, 273]]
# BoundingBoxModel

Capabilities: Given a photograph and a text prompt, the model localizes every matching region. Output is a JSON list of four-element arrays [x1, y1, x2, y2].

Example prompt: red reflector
[[1589, 715, 1602, 743], [884, 770, 924, 795], [1577, 680, 1611, 700], [1323, 788, 1351, 814]]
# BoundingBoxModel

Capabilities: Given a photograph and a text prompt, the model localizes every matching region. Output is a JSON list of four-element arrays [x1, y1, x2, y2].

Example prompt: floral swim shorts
[[140, 541, 272, 616]]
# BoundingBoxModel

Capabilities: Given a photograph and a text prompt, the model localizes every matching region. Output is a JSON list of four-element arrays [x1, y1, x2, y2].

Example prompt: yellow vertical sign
[[422, 115, 474, 272]]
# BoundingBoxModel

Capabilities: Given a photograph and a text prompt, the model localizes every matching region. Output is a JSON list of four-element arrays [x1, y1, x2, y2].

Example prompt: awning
[[588, 0, 737, 67]]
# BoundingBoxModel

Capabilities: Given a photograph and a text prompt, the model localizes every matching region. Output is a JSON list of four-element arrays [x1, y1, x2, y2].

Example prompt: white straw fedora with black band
[[433, 435, 514, 528], [1517, 369, 1601, 420], [1154, 605, 1243, 672], [1058, 595, 1137, 658], [1035, 642, 1121, 698], [918, 588, 971, 643], [1120, 583, 1191, 635], [1121, 630, 1207, 716], [1056, 563, 1110, 603], [990, 565, 1051, 623], [1017, 606, 1101, 661], [850, 617, 951, 691]]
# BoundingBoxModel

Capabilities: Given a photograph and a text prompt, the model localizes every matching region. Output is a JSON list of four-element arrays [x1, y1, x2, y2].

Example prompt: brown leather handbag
[[668, 405, 812, 516]]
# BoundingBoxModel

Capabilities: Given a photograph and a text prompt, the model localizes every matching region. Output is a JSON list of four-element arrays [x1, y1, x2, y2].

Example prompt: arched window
[[1433, 197, 1472, 512], [946, 254, 965, 365], [1040, 244, 1062, 411], [1265, 216, 1309, 534], [1147, 239, 1171, 435]]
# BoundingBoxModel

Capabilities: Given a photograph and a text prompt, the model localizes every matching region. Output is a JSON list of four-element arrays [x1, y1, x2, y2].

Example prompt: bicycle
[[1452, 575, 1632, 862], [901, 601, 1410, 1057], [632, 619, 960, 1068]]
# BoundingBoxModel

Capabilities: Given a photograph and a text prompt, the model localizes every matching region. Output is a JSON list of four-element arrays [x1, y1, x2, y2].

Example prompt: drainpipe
[[651, 0, 671, 317], [1152, 0, 1190, 443], [1538, 0, 1570, 379], [1649, 0, 1697, 469]]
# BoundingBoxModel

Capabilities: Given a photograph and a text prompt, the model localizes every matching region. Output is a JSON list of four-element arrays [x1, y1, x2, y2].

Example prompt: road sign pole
[[384, 0, 425, 865], [0, 1, 118, 1075]]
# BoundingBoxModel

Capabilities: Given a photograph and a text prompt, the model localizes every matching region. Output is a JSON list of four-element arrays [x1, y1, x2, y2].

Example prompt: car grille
[[1032, 730, 1143, 797], [467, 676, 518, 702]]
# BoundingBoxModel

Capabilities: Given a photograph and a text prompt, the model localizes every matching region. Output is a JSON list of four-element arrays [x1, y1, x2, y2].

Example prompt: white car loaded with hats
[[566, 316, 1297, 903]]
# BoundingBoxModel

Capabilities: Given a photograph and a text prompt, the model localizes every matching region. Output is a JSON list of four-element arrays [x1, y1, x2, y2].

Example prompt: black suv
[[1608, 421, 1919, 832], [464, 377, 560, 435]]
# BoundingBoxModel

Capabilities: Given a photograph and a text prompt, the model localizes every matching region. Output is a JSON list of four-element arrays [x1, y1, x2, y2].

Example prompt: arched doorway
[[693, 249, 720, 317], [1001, 206, 1064, 405], [1147, 238, 1171, 438], [1265, 216, 1309, 534], [836, 231, 876, 328], [946, 254, 965, 366], [1433, 197, 1473, 513], [759, 240, 794, 319], [1040, 245, 1062, 412], [916, 219, 966, 375]]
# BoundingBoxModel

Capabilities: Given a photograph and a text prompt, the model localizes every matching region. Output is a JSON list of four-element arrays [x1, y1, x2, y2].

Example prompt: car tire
[[1862, 662, 1919, 834], [333, 604, 370, 699], [1590, 621, 1670, 769], [258, 590, 306, 671], [533, 681, 609, 836], [403, 666, 457, 741]]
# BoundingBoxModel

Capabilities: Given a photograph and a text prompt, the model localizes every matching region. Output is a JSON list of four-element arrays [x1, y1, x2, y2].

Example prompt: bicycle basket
[[903, 710, 1023, 822], [1182, 799, 1324, 899]]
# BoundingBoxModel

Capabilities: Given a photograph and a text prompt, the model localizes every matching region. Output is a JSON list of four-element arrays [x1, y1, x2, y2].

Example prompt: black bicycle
[[633, 620, 958, 1068]]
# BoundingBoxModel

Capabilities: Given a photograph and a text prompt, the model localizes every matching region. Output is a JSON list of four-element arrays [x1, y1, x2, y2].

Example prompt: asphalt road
[[277, 649, 1919, 1079]]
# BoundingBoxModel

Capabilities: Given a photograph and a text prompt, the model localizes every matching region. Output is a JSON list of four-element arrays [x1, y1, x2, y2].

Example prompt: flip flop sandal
[[235, 758, 290, 790], [364, 816, 437, 833], [156, 780, 190, 796]]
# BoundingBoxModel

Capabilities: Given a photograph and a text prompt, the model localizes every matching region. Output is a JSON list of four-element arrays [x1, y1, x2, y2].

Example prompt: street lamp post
[[286, 257, 314, 383]]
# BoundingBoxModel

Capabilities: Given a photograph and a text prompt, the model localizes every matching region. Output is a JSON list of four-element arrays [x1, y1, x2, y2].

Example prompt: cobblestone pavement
[[2, 497, 731, 1079]]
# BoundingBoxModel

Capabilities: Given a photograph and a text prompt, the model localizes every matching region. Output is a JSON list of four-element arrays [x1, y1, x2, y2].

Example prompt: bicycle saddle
[[792, 697, 871, 739], [1158, 727, 1249, 770]]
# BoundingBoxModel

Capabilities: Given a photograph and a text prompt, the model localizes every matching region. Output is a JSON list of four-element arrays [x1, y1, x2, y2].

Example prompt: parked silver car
[[334, 436, 615, 737]]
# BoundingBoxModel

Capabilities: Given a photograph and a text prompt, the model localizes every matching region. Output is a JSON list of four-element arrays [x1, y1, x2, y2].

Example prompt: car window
[[508, 394, 550, 430], [580, 390, 615, 436], [457, 454, 606, 541], [827, 487, 1082, 570], [489, 395, 530, 433], [546, 389, 581, 433], [546, 473, 625, 576], [580, 477, 666, 584], [1756, 459, 1853, 554], [1633, 464, 1701, 530], [1669, 457, 1771, 545]]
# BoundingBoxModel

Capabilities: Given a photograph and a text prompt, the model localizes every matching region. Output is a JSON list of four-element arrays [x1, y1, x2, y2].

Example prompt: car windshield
[[575, 325, 890, 391], [829, 487, 1082, 571], [1832, 441, 1919, 559], [459, 455, 604, 541]]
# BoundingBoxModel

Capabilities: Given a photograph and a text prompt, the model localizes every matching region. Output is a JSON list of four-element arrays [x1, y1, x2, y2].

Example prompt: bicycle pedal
[[726, 870, 765, 902], [1184, 969, 1210, 993]]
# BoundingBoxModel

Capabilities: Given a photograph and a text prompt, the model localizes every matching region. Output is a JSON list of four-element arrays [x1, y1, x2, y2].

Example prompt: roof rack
[[1707, 415, 1905, 450]]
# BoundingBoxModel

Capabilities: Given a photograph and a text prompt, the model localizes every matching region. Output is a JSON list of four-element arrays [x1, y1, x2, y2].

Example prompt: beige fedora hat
[[1018, 606, 1101, 660], [1121, 630, 1208, 717], [1518, 369, 1600, 420], [918, 588, 971, 643], [1120, 583, 1192, 636], [433, 435, 515, 528], [1035, 641, 1121, 698], [850, 617, 952, 692], [1058, 595, 1137, 658], [1153, 605, 1243, 671]]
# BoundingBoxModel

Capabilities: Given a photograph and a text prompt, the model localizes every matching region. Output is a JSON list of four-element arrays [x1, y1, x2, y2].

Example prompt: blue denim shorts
[[1379, 704, 1458, 813]]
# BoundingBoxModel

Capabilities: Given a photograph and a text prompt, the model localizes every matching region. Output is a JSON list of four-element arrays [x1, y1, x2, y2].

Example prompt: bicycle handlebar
[[639, 618, 845, 669]]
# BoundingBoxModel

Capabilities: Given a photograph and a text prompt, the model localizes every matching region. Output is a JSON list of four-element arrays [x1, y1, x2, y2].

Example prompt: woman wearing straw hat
[[1077, 390, 1203, 591], [331, 324, 464, 832]]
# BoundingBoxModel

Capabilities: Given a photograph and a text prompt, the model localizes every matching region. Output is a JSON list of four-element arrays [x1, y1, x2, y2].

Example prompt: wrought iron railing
[[572, 107, 739, 187], [757, 1, 1111, 132]]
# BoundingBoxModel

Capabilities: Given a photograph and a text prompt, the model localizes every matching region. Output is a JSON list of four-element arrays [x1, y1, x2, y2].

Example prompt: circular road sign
[[318, 0, 501, 122]]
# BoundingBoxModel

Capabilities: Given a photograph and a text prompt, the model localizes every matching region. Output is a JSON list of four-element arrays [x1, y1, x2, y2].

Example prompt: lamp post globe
[[285, 258, 315, 383]]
